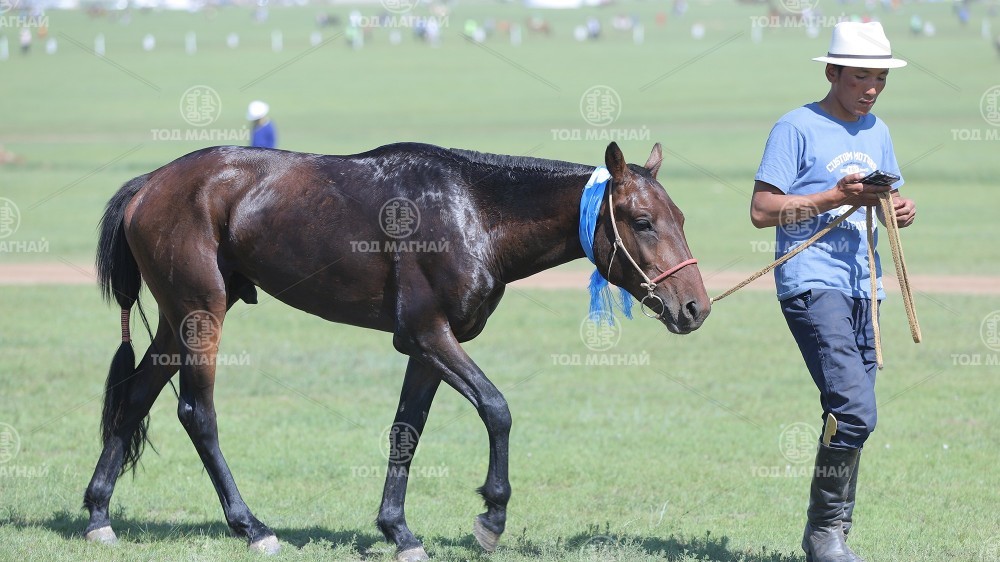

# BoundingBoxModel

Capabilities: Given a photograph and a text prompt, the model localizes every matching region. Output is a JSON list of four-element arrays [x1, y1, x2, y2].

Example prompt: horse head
[[593, 142, 711, 334]]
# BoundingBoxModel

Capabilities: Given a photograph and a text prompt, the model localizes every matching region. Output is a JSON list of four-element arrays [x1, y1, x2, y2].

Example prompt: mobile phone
[[860, 170, 900, 186]]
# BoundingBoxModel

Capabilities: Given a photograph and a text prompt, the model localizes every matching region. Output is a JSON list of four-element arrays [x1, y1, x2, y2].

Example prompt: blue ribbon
[[579, 167, 633, 324]]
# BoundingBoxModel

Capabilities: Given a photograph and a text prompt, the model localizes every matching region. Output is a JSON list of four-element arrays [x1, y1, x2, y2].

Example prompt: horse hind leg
[[166, 292, 279, 554], [83, 313, 180, 543]]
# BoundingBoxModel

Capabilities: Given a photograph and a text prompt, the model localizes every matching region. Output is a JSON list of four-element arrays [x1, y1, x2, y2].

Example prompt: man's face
[[827, 65, 889, 120]]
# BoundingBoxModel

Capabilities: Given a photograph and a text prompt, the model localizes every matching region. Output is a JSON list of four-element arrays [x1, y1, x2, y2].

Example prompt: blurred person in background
[[247, 100, 277, 149], [20, 28, 32, 55]]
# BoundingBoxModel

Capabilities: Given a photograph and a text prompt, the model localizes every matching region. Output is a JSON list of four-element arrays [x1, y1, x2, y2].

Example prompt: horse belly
[[248, 261, 396, 332], [225, 230, 396, 332]]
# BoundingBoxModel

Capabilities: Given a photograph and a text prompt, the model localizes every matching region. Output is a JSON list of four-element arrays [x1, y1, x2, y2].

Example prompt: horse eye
[[633, 218, 654, 232]]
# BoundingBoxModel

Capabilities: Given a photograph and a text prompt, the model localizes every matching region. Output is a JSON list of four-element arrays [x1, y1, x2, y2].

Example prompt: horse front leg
[[377, 358, 441, 562], [391, 321, 512, 556], [470, 389, 511, 555]]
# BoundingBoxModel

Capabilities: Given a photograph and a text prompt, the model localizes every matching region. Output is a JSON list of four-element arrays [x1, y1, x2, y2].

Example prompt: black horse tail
[[96, 173, 153, 476]]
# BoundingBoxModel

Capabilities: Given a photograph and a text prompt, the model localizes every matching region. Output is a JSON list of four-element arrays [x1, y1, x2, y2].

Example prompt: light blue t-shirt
[[755, 102, 903, 301]]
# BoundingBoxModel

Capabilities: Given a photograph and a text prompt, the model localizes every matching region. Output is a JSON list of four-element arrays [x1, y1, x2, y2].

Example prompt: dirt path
[[1, 262, 998, 295]]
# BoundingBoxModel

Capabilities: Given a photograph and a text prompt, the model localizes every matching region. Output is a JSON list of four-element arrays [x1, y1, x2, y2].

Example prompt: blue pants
[[780, 289, 879, 449]]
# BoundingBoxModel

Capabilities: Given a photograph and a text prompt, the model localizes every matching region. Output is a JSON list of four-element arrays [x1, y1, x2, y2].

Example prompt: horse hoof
[[396, 546, 429, 562], [85, 526, 118, 545], [472, 517, 500, 553], [249, 535, 281, 555]]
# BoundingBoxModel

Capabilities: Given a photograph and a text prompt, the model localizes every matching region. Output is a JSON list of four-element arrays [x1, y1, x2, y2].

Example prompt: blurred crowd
[[3, 0, 999, 58]]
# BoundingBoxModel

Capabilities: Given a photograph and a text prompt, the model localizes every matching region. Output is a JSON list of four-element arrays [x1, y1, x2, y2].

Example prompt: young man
[[750, 22, 916, 562]]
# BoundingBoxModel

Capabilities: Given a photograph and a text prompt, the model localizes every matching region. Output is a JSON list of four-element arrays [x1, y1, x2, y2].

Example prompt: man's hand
[[836, 172, 893, 206], [891, 192, 916, 228], [874, 190, 916, 228]]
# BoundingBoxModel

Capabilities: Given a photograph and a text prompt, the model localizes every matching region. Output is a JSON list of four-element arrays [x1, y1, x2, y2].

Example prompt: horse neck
[[485, 171, 590, 284]]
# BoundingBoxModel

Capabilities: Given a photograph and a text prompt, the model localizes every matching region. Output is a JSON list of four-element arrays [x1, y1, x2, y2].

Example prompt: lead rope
[[711, 204, 862, 303], [877, 191, 921, 344], [712, 196, 920, 369], [867, 192, 922, 368], [866, 205, 883, 368]]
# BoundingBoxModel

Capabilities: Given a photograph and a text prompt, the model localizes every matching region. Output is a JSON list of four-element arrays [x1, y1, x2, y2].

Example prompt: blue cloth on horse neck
[[579, 167, 633, 324]]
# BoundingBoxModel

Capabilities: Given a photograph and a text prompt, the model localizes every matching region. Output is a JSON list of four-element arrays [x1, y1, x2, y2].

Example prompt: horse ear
[[604, 142, 627, 183], [645, 143, 663, 179]]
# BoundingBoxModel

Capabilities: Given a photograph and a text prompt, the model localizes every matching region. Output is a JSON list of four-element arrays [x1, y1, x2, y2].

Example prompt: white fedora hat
[[812, 22, 906, 69], [246, 100, 270, 121]]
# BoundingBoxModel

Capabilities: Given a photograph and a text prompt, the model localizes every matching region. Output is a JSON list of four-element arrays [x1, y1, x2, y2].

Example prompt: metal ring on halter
[[640, 293, 664, 319]]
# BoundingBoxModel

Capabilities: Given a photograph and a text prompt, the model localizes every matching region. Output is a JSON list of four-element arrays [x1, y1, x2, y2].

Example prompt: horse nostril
[[685, 300, 699, 319]]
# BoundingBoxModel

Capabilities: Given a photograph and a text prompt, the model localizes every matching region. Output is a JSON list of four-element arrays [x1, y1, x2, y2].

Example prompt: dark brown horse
[[83, 141, 710, 560]]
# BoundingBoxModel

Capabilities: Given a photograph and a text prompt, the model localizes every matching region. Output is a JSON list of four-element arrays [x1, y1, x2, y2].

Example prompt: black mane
[[448, 148, 594, 178]]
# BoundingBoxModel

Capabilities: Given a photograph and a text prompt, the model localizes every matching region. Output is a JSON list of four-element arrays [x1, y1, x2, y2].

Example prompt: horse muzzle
[[645, 291, 711, 335]]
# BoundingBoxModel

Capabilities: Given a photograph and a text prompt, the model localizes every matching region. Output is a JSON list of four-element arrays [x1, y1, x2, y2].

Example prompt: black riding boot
[[841, 449, 865, 562], [801, 444, 862, 562], [843, 448, 859, 537]]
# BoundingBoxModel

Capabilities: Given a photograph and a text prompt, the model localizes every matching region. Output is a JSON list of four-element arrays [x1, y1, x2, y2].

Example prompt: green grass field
[[1, 1, 1000, 561], [1, 285, 999, 561]]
